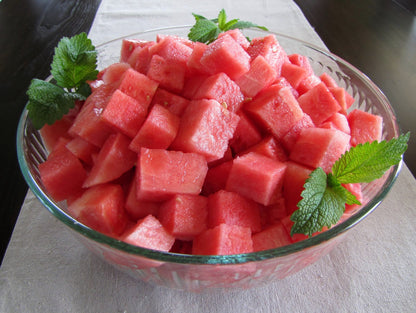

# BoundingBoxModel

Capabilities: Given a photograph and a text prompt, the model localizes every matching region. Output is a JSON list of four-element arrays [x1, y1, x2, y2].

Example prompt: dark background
[[0, 0, 415, 264]]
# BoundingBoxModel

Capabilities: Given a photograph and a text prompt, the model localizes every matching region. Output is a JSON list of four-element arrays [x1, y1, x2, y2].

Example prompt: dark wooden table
[[1, 0, 414, 264]]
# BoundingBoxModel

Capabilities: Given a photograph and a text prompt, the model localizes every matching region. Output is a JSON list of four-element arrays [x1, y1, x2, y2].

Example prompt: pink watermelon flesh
[[101, 89, 148, 138], [283, 161, 313, 215], [226, 152, 287, 206], [348, 109, 383, 146], [39, 145, 87, 202], [146, 54, 186, 93], [289, 127, 351, 173], [208, 190, 262, 233], [192, 223, 253, 255], [158, 194, 208, 240], [297, 82, 341, 125], [171, 99, 240, 162], [252, 221, 292, 251], [67, 183, 128, 237], [150, 87, 190, 116], [121, 215, 175, 251], [244, 85, 304, 139], [68, 84, 115, 147], [246, 34, 288, 75], [83, 132, 137, 188], [202, 160, 233, 196], [193, 72, 244, 113], [129, 103, 180, 152], [200, 34, 250, 80], [136, 148, 208, 201], [236, 55, 277, 98], [125, 179, 160, 220]]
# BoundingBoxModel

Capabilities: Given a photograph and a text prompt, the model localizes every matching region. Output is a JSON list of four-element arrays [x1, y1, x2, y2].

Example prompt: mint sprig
[[188, 9, 268, 44], [291, 132, 410, 237], [27, 32, 98, 129]]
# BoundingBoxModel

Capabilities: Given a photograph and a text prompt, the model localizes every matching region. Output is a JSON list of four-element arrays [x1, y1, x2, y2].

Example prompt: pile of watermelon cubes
[[38, 29, 383, 256]]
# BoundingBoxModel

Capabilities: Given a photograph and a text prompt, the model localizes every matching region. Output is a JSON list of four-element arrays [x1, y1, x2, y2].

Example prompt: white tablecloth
[[2, 1, 416, 312]]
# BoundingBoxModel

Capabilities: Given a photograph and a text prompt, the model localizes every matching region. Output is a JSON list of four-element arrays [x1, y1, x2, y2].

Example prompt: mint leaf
[[188, 18, 220, 44], [51, 32, 98, 90], [26, 79, 76, 129], [227, 21, 268, 31], [188, 9, 268, 43], [291, 133, 409, 237], [26, 33, 98, 129], [332, 133, 410, 184], [217, 9, 227, 30], [290, 168, 346, 237]]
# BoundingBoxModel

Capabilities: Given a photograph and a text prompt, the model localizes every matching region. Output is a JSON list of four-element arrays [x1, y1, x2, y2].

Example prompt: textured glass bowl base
[[17, 26, 402, 291]]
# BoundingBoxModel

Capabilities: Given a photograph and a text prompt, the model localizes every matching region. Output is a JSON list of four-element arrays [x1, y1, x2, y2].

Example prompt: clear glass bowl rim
[[16, 25, 403, 265]]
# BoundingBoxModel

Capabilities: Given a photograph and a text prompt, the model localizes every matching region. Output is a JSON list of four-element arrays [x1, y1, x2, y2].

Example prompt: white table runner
[[1, 1, 416, 312]]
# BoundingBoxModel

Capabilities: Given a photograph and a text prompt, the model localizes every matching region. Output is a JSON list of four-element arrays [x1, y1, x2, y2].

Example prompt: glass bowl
[[16, 26, 402, 291]]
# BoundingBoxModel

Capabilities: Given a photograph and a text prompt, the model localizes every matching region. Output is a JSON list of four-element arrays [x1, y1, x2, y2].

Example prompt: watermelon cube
[[348, 109, 383, 146], [236, 55, 278, 98], [68, 84, 115, 147], [39, 145, 87, 202], [329, 87, 355, 114], [202, 160, 233, 196], [186, 42, 209, 75], [192, 223, 253, 255], [319, 72, 338, 88], [289, 127, 351, 173], [246, 34, 287, 75], [181, 74, 209, 99], [193, 72, 244, 113], [147, 54, 186, 93], [262, 197, 288, 227], [120, 39, 144, 62], [158, 194, 208, 240], [218, 29, 250, 50], [83, 133, 137, 188], [226, 152, 287, 206], [150, 87, 190, 116], [125, 178, 160, 221], [136, 148, 208, 201], [101, 89, 148, 138], [283, 161, 313, 215], [252, 221, 292, 252], [281, 62, 308, 90], [40, 116, 73, 152], [244, 85, 304, 139], [297, 82, 341, 125], [121, 215, 175, 251], [320, 112, 351, 134], [65, 136, 99, 165], [229, 111, 262, 154], [281, 113, 315, 152], [208, 190, 262, 233], [67, 183, 128, 236], [129, 104, 180, 153], [117, 68, 159, 107], [171, 99, 240, 162], [288, 54, 313, 73], [296, 74, 321, 95], [101, 62, 131, 85], [200, 34, 250, 80], [241, 136, 288, 162], [128, 42, 155, 74], [149, 35, 193, 68]]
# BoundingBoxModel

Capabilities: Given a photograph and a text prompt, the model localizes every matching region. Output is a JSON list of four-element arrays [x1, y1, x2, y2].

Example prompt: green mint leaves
[[27, 32, 98, 129], [291, 132, 410, 237], [188, 9, 268, 44]]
